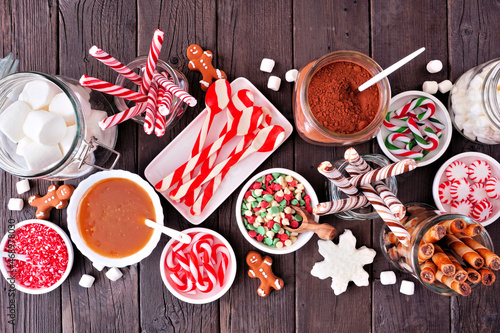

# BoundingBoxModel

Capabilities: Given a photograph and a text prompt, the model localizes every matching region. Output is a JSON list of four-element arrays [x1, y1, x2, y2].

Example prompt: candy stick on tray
[[317, 161, 361, 196], [313, 196, 369, 216], [79, 75, 148, 102], [443, 234, 484, 269], [89, 46, 143, 85]]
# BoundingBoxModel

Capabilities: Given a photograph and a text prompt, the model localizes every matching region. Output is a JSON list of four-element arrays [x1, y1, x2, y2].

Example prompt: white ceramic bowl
[[0, 219, 74, 294], [376, 91, 452, 167], [67, 169, 164, 267], [160, 227, 237, 304], [432, 152, 500, 227], [235, 168, 318, 254]]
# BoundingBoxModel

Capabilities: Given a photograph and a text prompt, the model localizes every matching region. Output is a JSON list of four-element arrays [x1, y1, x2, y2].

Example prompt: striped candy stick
[[140, 29, 164, 96], [394, 97, 434, 119], [384, 133, 425, 159], [143, 79, 159, 134], [99, 102, 147, 130], [346, 159, 418, 187], [154, 73, 197, 107], [313, 196, 369, 216], [88, 46, 143, 85], [383, 111, 410, 133], [79, 75, 148, 103], [407, 117, 440, 151], [169, 126, 285, 201], [317, 161, 361, 197]]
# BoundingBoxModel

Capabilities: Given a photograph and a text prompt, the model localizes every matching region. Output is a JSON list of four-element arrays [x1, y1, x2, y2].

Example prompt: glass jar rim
[[299, 50, 391, 140], [483, 59, 500, 130]]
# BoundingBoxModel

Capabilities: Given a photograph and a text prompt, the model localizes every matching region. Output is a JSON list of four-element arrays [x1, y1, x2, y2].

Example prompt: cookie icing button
[[426, 60, 443, 74], [16, 179, 30, 195], [422, 81, 438, 95], [285, 69, 299, 82], [79, 274, 95, 288], [267, 76, 281, 91], [8, 198, 24, 211], [106, 267, 123, 281], [260, 58, 275, 73]]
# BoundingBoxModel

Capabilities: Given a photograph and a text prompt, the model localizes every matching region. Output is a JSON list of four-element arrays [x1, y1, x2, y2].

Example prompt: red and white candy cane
[[407, 117, 440, 151], [383, 111, 410, 133], [88, 46, 143, 85], [140, 29, 164, 95], [393, 97, 435, 120], [79, 75, 148, 103], [384, 133, 424, 159], [154, 73, 197, 107], [143, 80, 159, 134], [99, 102, 146, 130]]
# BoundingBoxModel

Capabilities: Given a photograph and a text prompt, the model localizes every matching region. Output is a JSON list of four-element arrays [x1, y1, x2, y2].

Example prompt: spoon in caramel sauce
[[144, 219, 191, 244]]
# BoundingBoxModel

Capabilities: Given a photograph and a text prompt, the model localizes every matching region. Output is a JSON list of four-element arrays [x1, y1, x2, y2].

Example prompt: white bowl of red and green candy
[[235, 168, 318, 254]]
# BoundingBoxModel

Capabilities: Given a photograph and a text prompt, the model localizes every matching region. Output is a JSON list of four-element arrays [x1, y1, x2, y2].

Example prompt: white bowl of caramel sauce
[[67, 170, 164, 267]]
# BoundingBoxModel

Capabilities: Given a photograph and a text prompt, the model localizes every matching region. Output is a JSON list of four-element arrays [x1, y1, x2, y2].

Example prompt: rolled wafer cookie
[[418, 243, 435, 261], [317, 161, 360, 197], [443, 234, 484, 269], [313, 196, 368, 216], [431, 244, 456, 276], [421, 224, 446, 243], [420, 261, 437, 283], [456, 234, 500, 270], [435, 270, 471, 296], [438, 218, 466, 234], [346, 159, 418, 187], [465, 268, 481, 284], [461, 223, 483, 237], [478, 268, 496, 286], [444, 250, 467, 282]]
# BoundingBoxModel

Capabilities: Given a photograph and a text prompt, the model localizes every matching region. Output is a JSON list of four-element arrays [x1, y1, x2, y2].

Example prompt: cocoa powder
[[307, 61, 380, 134]]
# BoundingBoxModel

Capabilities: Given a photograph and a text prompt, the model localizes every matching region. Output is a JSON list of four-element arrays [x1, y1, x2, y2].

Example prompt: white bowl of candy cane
[[159, 227, 237, 304], [376, 91, 452, 167]]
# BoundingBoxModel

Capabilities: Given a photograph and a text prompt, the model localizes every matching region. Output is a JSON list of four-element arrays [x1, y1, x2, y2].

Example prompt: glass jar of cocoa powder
[[293, 51, 391, 146]]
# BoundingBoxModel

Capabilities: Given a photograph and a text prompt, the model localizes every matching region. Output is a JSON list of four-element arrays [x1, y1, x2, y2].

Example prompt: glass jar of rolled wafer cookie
[[380, 203, 498, 296]]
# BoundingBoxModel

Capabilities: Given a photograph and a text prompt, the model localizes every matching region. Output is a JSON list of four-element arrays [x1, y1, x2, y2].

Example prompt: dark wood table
[[1, 0, 500, 332]]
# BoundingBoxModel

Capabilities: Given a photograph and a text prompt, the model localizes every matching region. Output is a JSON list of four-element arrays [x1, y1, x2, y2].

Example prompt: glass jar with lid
[[449, 58, 500, 144]]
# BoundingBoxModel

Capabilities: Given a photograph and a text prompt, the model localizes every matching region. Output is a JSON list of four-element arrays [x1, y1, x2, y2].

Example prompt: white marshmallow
[[78, 274, 95, 288], [8, 198, 23, 211], [463, 130, 476, 141], [426, 60, 443, 74], [58, 125, 77, 156], [0, 101, 32, 143], [92, 262, 105, 271], [468, 103, 483, 118], [68, 83, 91, 104], [16, 179, 30, 194], [105, 267, 123, 281], [19, 80, 60, 110], [16, 137, 33, 156], [463, 119, 476, 132], [454, 114, 468, 131], [380, 271, 397, 285], [86, 109, 107, 141], [400, 280, 415, 295], [469, 76, 483, 91], [467, 89, 482, 102], [260, 58, 275, 73], [267, 76, 281, 91], [76, 92, 92, 116], [476, 115, 491, 128], [23, 110, 67, 145], [20, 141, 63, 170], [49, 93, 76, 125], [285, 69, 299, 82], [422, 81, 438, 94], [438, 80, 453, 94]]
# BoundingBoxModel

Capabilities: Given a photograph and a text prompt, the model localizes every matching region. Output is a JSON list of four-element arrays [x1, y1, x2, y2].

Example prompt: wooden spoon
[[283, 206, 337, 241]]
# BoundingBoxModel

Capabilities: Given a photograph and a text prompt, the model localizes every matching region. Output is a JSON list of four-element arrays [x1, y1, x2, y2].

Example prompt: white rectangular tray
[[144, 77, 293, 224]]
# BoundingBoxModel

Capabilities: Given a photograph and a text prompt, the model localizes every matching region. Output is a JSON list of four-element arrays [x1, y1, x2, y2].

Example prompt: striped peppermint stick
[[155, 114, 166, 137], [317, 161, 361, 196], [157, 72, 174, 116], [346, 159, 418, 187], [99, 102, 146, 130], [154, 73, 197, 107], [384, 133, 425, 159], [313, 196, 369, 216], [143, 80, 159, 134], [140, 29, 164, 95], [79, 75, 148, 103], [88, 46, 143, 85]]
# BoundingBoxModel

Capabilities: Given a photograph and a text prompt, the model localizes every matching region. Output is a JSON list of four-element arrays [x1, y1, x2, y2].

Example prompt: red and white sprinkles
[[4, 223, 68, 289], [165, 232, 230, 294], [439, 159, 498, 222]]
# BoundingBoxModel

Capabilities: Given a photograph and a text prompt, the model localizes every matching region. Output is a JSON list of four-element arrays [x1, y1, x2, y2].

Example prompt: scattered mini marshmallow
[[20, 141, 63, 170], [105, 267, 123, 281], [58, 125, 77, 156], [422, 81, 438, 95], [260, 58, 275, 73], [426, 60, 443, 74], [79, 274, 96, 288], [16, 179, 30, 195], [285, 69, 299, 82], [268, 76, 281, 91], [49, 93, 77, 125], [8, 198, 24, 211], [438, 80, 453, 94], [23, 111, 67, 146], [92, 262, 105, 271], [19, 80, 60, 110], [380, 271, 397, 285], [0, 101, 32, 143], [400, 280, 415, 295]]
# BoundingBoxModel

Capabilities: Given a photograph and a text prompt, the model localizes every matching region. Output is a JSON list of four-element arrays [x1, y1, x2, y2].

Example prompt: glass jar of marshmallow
[[0, 72, 118, 180], [449, 58, 500, 144]]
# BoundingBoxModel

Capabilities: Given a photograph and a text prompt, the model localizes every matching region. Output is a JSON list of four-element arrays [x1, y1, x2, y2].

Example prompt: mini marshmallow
[[380, 271, 397, 285], [285, 69, 299, 82], [49, 93, 76, 125], [400, 280, 415, 296], [58, 125, 77, 156], [469, 76, 483, 91], [8, 198, 23, 211], [267, 76, 281, 91], [79, 274, 95, 288], [20, 141, 63, 170], [23, 110, 67, 146], [0, 101, 32, 143], [105, 267, 123, 281], [92, 262, 105, 271], [422, 81, 438, 94], [260, 58, 275, 73], [19, 80, 60, 110], [16, 179, 30, 195], [438, 80, 453, 94], [426, 60, 443, 74]]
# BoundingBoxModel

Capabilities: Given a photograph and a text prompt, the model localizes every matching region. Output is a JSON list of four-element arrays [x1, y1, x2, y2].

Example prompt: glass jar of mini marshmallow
[[449, 58, 500, 144]]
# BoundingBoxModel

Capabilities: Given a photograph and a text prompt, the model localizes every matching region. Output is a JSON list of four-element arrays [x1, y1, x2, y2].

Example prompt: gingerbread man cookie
[[28, 184, 75, 219], [246, 251, 284, 297], [187, 44, 227, 91]]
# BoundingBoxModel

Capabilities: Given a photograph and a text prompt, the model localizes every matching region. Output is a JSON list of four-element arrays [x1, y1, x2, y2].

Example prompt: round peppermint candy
[[450, 199, 473, 216], [469, 182, 489, 205], [485, 177, 500, 199], [445, 161, 469, 182], [470, 199, 493, 222], [438, 181, 453, 204], [449, 178, 470, 201], [468, 160, 491, 183]]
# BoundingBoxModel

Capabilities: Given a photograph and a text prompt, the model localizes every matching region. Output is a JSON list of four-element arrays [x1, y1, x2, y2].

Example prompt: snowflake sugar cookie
[[311, 229, 376, 295]]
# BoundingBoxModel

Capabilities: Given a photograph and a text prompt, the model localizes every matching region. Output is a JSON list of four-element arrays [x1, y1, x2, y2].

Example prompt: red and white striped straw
[[88, 46, 143, 85], [143, 80, 159, 134], [154, 73, 197, 107], [99, 102, 146, 130], [79, 75, 147, 103], [140, 29, 164, 95]]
